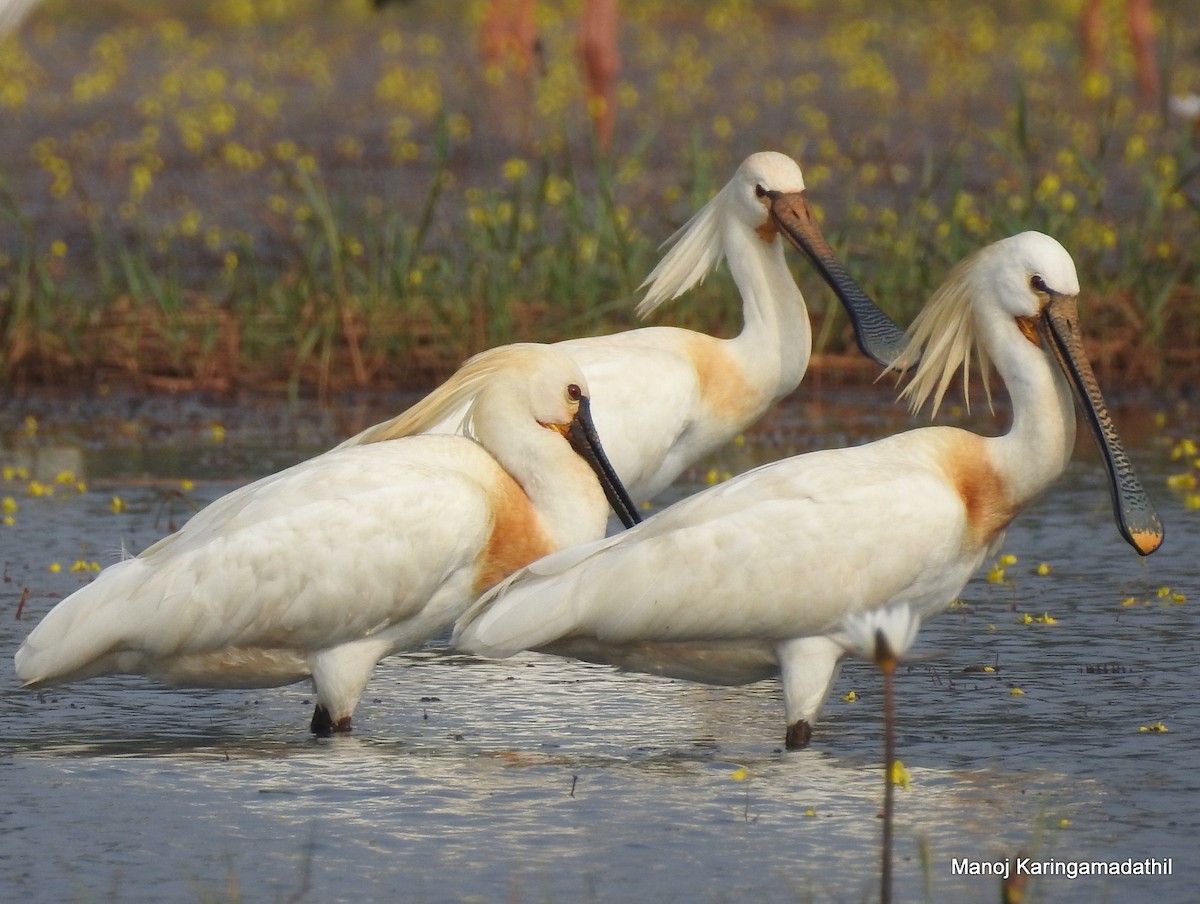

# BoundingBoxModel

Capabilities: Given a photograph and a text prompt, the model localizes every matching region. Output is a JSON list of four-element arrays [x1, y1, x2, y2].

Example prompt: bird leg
[[777, 634, 845, 750], [310, 704, 352, 737], [785, 719, 813, 750]]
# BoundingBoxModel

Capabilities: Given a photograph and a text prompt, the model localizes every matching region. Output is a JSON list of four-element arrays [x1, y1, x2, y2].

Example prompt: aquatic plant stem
[[881, 636, 896, 904]]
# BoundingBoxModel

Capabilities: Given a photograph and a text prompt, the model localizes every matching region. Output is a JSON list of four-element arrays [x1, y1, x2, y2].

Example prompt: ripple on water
[[1, 388, 1197, 903]]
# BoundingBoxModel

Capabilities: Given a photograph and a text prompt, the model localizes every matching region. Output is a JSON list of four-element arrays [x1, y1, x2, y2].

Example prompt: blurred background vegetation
[[1, 0, 1197, 397]]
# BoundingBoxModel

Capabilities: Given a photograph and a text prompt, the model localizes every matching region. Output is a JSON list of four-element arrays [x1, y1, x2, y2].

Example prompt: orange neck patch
[[473, 471, 555, 596]]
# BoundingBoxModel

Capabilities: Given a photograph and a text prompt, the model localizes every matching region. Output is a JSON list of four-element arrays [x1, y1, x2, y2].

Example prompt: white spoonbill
[[454, 232, 1164, 749], [14, 344, 640, 735], [341, 152, 908, 503]]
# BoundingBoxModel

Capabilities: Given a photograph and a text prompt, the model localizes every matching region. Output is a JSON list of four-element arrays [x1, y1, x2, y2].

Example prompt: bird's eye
[[1030, 275, 1049, 293], [754, 184, 768, 199], [566, 383, 582, 402]]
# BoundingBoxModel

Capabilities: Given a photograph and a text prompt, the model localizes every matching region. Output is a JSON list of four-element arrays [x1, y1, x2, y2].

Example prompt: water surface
[[1, 386, 1197, 903]]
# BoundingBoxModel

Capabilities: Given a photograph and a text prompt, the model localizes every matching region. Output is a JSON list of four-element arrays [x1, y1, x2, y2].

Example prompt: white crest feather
[[0, 0, 40, 37], [889, 249, 993, 418], [336, 343, 552, 447], [635, 181, 731, 319]]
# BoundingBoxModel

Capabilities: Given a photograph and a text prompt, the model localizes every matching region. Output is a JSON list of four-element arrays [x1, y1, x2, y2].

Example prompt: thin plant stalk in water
[[837, 605, 920, 904], [879, 629, 899, 904]]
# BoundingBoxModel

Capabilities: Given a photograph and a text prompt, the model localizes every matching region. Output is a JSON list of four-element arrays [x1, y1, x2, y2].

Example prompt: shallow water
[[1, 386, 1197, 904]]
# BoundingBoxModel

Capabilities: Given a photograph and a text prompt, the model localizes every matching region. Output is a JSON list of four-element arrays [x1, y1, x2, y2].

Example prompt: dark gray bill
[[1041, 294, 1164, 556], [566, 397, 642, 529], [766, 189, 910, 369]]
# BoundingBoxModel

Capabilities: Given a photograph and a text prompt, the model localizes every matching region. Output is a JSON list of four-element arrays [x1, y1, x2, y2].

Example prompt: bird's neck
[[499, 431, 612, 551], [723, 223, 813, 402], [989, 327, 1078, 507]]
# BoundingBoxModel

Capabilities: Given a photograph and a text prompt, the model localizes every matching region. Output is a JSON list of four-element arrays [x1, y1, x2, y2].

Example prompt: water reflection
[[1, 386, 1197, 903]]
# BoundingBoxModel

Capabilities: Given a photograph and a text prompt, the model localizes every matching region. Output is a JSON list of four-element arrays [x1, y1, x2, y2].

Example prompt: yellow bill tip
[[1131, 527, 1164, 557]]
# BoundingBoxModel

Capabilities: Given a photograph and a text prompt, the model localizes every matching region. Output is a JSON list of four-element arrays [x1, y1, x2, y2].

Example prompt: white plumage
[[15, 344, 638, 734], [342, 152, 907, 502], [454, 232, 1164, 748]]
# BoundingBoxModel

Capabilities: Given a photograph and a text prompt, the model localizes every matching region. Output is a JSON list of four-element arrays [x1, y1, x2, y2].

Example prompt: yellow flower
[[180, 479, 195, 492], [210, 423, 226, 442], [1124, 133, 1147, 162], [889, 759, 911, 790], [501, 157, 528, 183], [129, 162, 153, 201], [1010, 687, 1024, 696], [842, 690, 857, 702], [110, 495, 127, 513], [803, 807, 817, 817], [1170, 438, 1197, 459], [1036, 562, 1053, 576], [986, 565, 1006, 584], [999, 554, 1018, 566], [48, 562, 62, 573], [1, 497, 17, 515], [729, 766, 748, 781], [543, 174, 571, 206], [1139, 721, 1167, 733]]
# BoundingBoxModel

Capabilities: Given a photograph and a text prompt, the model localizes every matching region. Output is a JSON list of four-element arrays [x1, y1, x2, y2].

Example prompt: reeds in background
[[1, 0, 1197, 394]]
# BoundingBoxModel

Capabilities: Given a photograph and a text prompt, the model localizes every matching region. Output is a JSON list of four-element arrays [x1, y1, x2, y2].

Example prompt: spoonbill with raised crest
[[454, 232, 1164, 749], [342, 152, 908, 504]]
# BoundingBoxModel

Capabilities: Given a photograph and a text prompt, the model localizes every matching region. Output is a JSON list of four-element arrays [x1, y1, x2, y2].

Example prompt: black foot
[[311, 704, 332, 736], [785, 720, 812, 750], [310, 705, 352, 737]]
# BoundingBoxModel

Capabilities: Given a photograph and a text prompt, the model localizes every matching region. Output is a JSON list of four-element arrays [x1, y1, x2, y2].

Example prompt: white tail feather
[[455, 534, 623, 657], [14, 561, 141, 687]]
